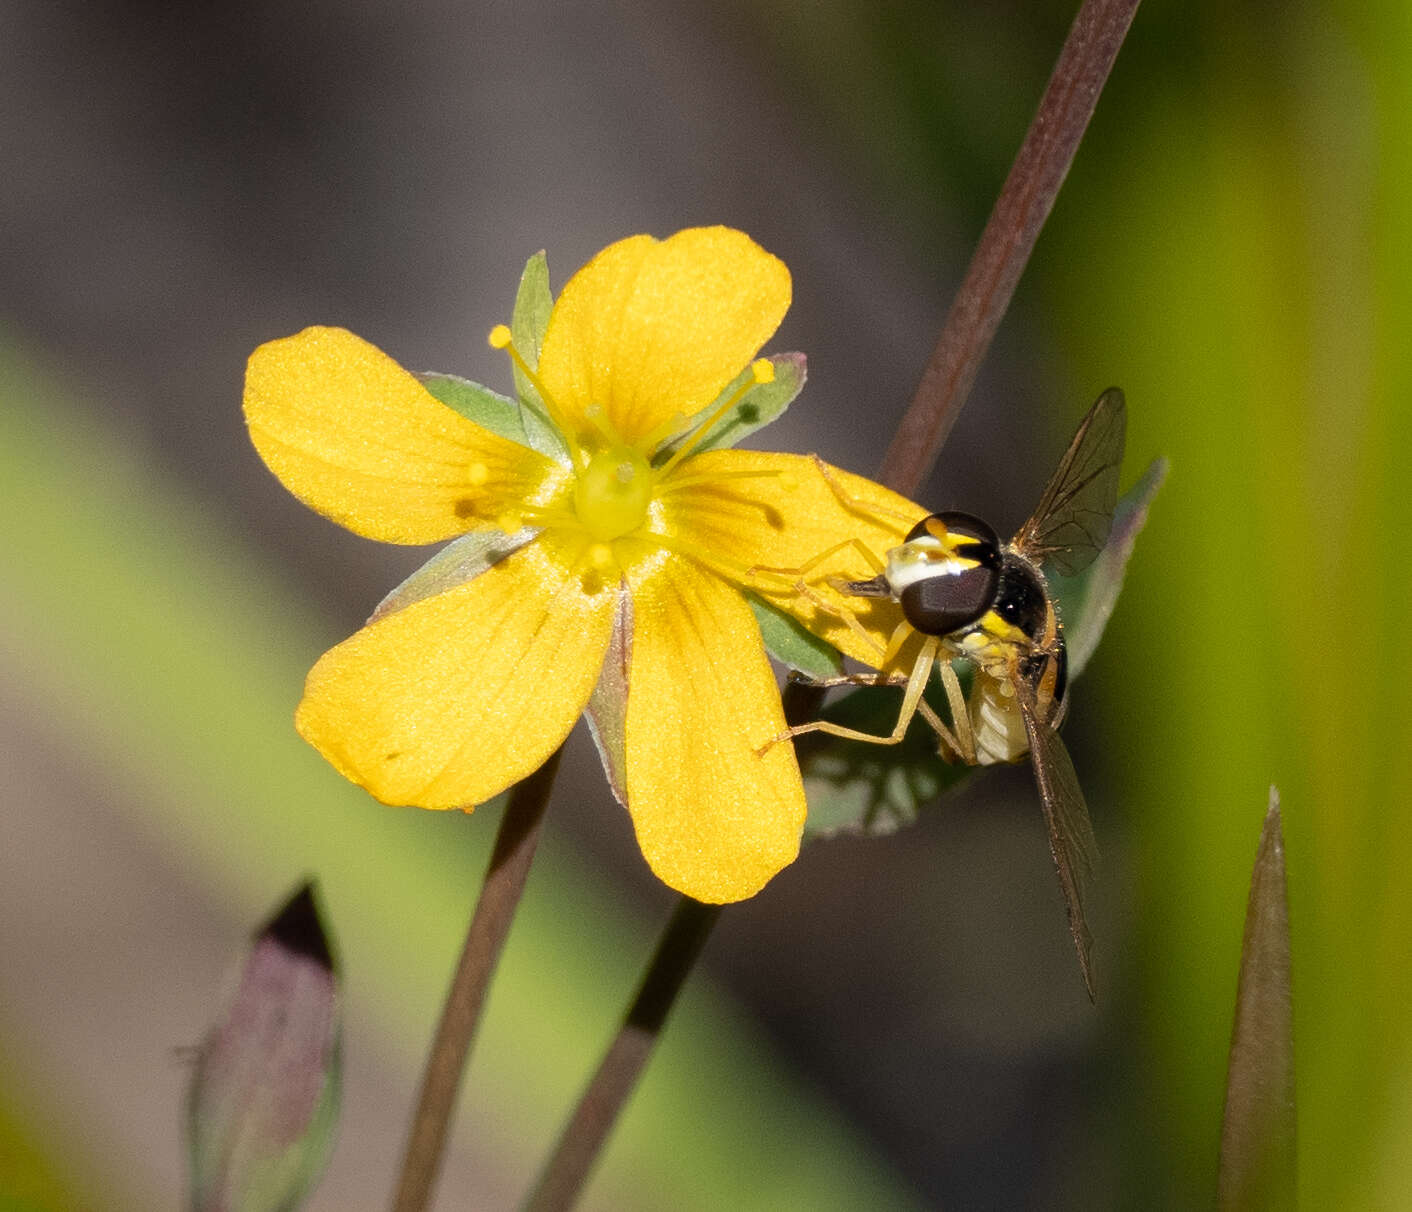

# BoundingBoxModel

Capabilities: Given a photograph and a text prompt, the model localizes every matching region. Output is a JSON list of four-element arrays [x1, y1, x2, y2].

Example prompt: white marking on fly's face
[[883, 538, 975, 595]]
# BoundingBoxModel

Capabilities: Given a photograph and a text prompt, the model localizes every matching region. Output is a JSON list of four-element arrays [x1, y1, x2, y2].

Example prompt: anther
[[486, 325, 586, 468], [654, 358, 776, 479]]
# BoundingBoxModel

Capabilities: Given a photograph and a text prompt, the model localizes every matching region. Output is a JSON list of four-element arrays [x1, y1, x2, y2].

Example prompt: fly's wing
[[1020, 701, 1100, 1000], [1012, 388, 1127, 577]]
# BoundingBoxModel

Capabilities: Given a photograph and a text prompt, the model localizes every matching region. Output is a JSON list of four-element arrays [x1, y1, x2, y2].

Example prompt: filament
[[488, 325, 586, 469], [653, 359, 774, 480]]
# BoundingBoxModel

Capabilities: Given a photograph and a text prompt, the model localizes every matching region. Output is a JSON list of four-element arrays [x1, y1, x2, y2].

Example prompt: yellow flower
[[243, 227, 917, 902]]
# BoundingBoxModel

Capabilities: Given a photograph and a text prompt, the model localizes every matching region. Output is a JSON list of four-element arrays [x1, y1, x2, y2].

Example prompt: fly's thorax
[[992, 549, 1069, 713], [990, 550, 1053, 645], [945, 547, 1070, 756], [884, 511, 1002, 636]]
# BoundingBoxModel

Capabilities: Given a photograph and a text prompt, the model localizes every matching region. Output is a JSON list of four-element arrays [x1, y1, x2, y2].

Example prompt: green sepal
[[652, 352, 806, 463], [370, 528, 537, 622], [1049, 456, 1167, 678], [584, 593, 632, 806], [748, 594, 844, 680], [509, 250, 568, 462], [800, 669, 973, 840], [418, 373, 526, 446]]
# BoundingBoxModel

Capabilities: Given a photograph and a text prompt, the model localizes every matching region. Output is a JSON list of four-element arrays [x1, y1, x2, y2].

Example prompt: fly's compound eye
[[890, 512, 1002, 636]]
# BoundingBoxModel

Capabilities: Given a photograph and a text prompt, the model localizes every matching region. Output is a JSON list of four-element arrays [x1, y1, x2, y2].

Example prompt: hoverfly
[[771, 389, 1126, 999]]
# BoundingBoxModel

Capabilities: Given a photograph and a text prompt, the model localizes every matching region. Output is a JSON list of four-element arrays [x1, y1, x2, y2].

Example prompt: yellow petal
[[623, 557, 805, 902], [296, 530, 616, 808], [658, 450, 927, 669], [537, 227, 791, 448], [245, 326, 562, 544]]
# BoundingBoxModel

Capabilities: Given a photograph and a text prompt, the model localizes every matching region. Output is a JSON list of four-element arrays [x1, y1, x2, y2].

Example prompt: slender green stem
[[879, 0, 1143, 498], [391, 748, 563, 1212]]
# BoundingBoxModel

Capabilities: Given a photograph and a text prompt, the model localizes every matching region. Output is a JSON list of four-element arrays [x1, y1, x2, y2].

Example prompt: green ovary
[[572, 446, 655, 541]]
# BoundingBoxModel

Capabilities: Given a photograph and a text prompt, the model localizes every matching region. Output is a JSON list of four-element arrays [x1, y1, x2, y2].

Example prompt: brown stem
[[878, 0, 1143, 498], [520, 680, 820, 1212], [391, 749, 562, 1212], [523, 896, 721, 1212]]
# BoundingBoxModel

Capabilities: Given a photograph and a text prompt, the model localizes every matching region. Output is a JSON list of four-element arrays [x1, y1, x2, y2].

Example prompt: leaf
[[369, 527, 537, 622], [1049, 456, 1167, 679], [418, 372, 526, 446], [652, 352, 806, 462], [748, 593, 844, 680], [186, 883, 341, 1212], [509, 250, 568, 462], [800, 671, 974, 840], [1218, 788, 1297, 1212]]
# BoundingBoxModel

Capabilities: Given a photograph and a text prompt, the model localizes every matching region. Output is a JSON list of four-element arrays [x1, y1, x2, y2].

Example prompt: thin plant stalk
[[879, 0, 1143, 499], [516, 1, 1143, 1205], [521, 681, 821, 1211], [523, 896, 722, 1212], [391, 748, 563, 1212]]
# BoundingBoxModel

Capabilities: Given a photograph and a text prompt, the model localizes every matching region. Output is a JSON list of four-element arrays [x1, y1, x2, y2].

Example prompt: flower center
[[573, 446, 654, 541]]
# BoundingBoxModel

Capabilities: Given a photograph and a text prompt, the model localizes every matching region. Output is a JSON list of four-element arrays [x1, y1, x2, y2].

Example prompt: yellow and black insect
[[773, 389, 1126, 999]]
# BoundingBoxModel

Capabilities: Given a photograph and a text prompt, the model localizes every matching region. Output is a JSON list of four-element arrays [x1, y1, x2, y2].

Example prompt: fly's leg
[[788, 671, 909, 691], [936, 658, 977, 764], [785, 579, 891, 662], [759, 636, 940, 753], [809, 454, 918, 529], [748, 536, 886, 583]]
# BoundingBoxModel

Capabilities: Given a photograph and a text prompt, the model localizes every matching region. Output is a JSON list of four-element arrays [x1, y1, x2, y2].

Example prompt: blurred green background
[[1, 1, 1406, 1207]]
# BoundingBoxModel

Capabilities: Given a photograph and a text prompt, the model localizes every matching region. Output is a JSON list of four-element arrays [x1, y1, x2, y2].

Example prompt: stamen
[[638, 409, 690, 453], [453, 473, 578, 535], [581, 403, 628, 450], [644, 528, 787, 590], [487, 324, 586, 468], [653, 358, 774, 480], [655, 467, 788, 495], [511, 502, 579, 531]]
